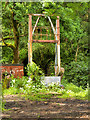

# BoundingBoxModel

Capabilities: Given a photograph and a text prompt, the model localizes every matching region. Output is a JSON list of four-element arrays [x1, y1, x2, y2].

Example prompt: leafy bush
[[3, 87, 20, 95], [26, 62, 44, 88], [64, 60, 88, 88], [10, 76, 28, 89], [2, 47, 13, 64], [2, 71, 13, 89]]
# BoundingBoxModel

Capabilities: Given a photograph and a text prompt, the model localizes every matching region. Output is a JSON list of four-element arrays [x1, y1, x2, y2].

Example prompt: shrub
[[2, 72, 12, 89], [26, 62, 44, 88], [64, 60, 88, 88], [10, 76, 28, 89]]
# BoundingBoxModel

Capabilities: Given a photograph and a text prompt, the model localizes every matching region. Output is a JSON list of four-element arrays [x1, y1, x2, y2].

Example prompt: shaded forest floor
[[2, 94, 90, 120]]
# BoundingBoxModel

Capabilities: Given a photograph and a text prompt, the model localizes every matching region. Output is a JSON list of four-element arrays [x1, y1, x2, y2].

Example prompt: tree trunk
[[13, 48, 19, 64], [12, 3, 20, 63], [2, 3, 20, 64]]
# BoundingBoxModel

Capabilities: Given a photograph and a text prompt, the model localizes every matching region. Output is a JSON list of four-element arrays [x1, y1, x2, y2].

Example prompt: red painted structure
[[1, 64, 24, 78]]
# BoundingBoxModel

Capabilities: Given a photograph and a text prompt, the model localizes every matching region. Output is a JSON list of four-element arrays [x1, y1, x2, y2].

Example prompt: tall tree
[[2, 2, 24, 63]]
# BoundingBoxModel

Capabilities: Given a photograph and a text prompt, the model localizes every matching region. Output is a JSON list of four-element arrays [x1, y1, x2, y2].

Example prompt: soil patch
[[2, 94, 90, 120]]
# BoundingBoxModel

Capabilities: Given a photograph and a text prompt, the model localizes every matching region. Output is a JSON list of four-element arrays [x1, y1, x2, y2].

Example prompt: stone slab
[[41, 76, 61, 85]]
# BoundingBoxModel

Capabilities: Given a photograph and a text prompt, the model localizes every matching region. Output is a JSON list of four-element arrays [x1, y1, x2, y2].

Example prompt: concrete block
[[41, 76, 61, 85]]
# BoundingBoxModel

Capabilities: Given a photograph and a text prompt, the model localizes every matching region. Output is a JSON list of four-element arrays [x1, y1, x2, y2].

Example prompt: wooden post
[[28, 14, 32, 64], [55, 16, 60, 76]]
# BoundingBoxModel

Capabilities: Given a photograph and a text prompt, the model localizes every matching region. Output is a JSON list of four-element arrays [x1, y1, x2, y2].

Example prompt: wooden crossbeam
[[29, 14, 45, 16], [33, 40, 59, 43]]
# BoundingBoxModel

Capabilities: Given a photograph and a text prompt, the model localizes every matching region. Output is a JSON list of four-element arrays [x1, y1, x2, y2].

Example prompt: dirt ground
[[2, 94, 90, 120]]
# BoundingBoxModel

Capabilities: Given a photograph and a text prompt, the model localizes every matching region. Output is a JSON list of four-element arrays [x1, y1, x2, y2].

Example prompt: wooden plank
[[33, 40, 58, 43]]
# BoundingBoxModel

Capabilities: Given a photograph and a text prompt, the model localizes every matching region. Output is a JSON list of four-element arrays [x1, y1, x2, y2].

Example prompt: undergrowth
[[3, 79, 88, 101], [2, 62, 89, 111]]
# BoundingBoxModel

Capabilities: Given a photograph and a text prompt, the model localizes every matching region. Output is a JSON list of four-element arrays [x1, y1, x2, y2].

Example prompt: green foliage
[[33, 43, 55, 74], [27, 62, 44, 88], [25, 93, 53, 101], [57, 83, 88, 100], [2, 78, 10, 89], [64, 59, 88, 88], [2, 71, 13, 89], [3, 80, 88, 101], [10, 76, 28, 89], [2, 2, 88, 63], [3, 87, 20, 95], [2, 3, 89, 113], [2, 47, 13, 64], [19, 38, 28, 63], [2, 2, 89, 89], [2, 101, 6, 112], [46, 82, 61, 92], [47, 61, 55, 76]]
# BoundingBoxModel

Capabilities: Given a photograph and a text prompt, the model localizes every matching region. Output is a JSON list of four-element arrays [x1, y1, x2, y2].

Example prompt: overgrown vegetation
[[3, 77, 88, 101], [2, 62, 89, 111], [64, 59, 88, 88], [1, 2, 89, 111], [3, 61, 88, 101], [2, 62, 88, 101], [26, 62, 44, 88]]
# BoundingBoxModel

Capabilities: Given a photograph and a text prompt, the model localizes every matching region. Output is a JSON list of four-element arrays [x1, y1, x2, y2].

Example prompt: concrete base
[[41, 76, 61, 85]]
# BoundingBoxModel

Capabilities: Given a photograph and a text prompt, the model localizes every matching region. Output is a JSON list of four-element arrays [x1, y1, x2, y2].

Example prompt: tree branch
[[0, 36, 14, 41], [0, 34, 28, 42], [2, 37, 15, 50]]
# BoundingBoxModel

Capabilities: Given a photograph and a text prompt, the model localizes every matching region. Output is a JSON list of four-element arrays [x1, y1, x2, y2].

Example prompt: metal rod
[[32, 16, 40, 34], [48, 16, 56, 38]]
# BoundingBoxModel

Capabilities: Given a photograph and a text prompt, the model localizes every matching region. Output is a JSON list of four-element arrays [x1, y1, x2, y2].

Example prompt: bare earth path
[[2, 94, 90, 120]]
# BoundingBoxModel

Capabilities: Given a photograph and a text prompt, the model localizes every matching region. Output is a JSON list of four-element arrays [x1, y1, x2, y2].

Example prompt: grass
[[3, 87, 20, 95], [2, 75, 89, 102], [3, 82, 88, 101], [57, 89, 88, 100], [24, 93, 54, 101]]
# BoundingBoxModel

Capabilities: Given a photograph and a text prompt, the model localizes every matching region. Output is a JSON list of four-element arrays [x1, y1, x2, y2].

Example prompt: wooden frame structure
[[28, 14, 60, 76]]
